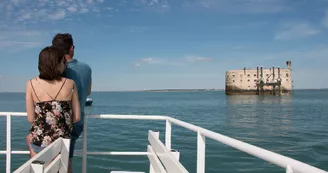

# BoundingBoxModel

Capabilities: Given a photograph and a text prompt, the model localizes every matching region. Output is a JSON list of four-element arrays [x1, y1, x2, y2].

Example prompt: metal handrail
[[1, 112, 328, 173]]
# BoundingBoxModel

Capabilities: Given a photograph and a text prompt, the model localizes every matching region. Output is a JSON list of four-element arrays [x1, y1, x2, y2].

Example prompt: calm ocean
[[1, 90, 328, 173]]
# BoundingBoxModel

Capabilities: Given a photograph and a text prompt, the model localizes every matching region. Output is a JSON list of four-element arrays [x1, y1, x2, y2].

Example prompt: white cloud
[[11, 0, 21, 5], [105, 7, 114, 11], [67, 6, 78, 13], [134, 58, 154, 67], [92, 7, 100, 12], [196, 57, 212, 61], [323, 9, 328, 28], [56, 0, 68, 6], [185, 56, 213, 63], [135, 57, 174, 67], [217, 45, 328, 69], [141, 58, 153, 62], [18, 11, 33, 20], [48, 10, 66, 20], [218, 21, 269, 30], [0, 41, 43, 48], [80, 8, 89, 13], [0, 30, 49, 52], [135, 55, 213, 67], [0, 0, 110, 26], [135, 0, 170, 12], [274, 22, 321, 41], [183, 0, 289, 14], [138, 57, 166, 64]]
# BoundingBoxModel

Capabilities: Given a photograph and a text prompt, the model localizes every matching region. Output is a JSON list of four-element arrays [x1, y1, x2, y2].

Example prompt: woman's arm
[[26, 81, 35, 124], [71, 82, 81, 123], [88, 79, 92, 96]]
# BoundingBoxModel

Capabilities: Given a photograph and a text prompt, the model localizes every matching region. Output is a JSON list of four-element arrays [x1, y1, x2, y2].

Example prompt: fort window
[[247, 74, 250, 77], [233, 75, 235, 77], [266, 74, 269, 77], [248, 86, 250, 88], [233, 80, 235, 82], [254, 74, 257, 77], [248, 79, 250, 82], [240, 80, 242, 82], [286, 73, 289, 77], [286, 79, 288, 81], [254, 79, 257, 82]]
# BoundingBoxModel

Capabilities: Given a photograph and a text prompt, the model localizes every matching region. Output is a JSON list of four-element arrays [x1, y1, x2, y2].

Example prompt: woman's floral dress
[[29, 101, 73, 147]]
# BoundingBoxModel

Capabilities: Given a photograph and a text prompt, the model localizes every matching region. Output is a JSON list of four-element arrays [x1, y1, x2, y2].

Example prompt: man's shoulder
[[76, 60, 91, 68], [79, 61, 92, 72], [69, 59, 91, 72]]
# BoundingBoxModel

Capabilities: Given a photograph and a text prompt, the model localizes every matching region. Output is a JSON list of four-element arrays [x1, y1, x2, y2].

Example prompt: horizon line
[[1, 88, 327, 93]]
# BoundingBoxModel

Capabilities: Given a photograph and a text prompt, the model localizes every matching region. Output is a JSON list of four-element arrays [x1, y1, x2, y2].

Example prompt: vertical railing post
[[6, 114, 11, 173], [170, 149, 180, 161], [31, 160, 45, 173], [165, 119, 172, 150], [197, 131, 205, 173], [286, 165, 294, 173], [82, 116, 88, 173]]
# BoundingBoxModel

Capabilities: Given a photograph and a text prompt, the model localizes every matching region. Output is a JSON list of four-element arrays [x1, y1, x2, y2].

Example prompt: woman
[[25, 46, 80, 158]]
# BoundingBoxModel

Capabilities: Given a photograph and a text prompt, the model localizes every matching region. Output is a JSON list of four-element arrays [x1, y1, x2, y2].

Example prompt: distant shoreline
[[0, 89, 222, 93], [140, 89, 222, 92], [1, 88, 328, 93]]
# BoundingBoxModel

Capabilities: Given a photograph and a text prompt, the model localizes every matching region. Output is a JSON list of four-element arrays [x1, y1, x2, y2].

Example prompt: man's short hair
[[38, 46, 66, 80], [52, 33, 74, 54]]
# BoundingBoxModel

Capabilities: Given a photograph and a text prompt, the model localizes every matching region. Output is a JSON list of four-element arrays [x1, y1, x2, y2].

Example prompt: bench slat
[[147, 145, 167, 173], [148, 130, 188, 173], [110, 171, 145, 173], [44, 155, 61, 173]]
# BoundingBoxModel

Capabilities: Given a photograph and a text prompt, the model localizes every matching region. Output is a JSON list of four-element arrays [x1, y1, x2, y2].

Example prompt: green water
[[1, 90, 328, 173]]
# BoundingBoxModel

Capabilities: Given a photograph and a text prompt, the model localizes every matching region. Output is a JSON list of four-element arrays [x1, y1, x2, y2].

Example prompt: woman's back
[[27, 77, 77, 147], [29, 77, 75, 102], [25, 46, 80, 158]]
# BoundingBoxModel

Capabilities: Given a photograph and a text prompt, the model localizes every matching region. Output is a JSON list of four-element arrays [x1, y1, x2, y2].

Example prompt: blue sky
[[0, 0, 328, 92]]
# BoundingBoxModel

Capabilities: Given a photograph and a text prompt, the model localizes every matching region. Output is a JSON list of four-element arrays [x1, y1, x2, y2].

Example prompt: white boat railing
[[13, 137, 70, 173], [1, 112, 328, 173]]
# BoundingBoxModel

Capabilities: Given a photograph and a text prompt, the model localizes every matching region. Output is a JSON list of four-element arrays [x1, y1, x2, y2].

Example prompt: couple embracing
[[25, 33, 92, 173]]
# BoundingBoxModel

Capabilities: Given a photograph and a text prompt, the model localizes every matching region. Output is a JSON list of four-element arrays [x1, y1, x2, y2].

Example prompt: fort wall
[[225, 61, 292, 95]]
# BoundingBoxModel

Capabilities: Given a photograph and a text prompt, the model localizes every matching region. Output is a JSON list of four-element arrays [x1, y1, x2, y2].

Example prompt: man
[[26, 33, 92, 173], [52, 33, 92, 173]]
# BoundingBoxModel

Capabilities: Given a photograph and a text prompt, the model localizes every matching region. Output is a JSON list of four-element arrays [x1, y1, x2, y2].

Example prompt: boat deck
[[1, 112, 328, 173]]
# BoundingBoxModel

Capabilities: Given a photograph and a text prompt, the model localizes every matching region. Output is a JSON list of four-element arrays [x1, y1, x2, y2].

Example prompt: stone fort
[[225, 61, 292, 95]]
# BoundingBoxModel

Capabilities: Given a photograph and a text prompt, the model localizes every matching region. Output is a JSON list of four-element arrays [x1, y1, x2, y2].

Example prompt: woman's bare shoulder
[[62, 78, 75, 87], [25, 77, 38, 88]]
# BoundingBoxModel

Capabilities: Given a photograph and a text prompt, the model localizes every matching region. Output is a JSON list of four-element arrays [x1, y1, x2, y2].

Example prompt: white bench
[[111, 130, 189, 173], [147, 130, 188, 173], [13, 138, 70, 173]]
